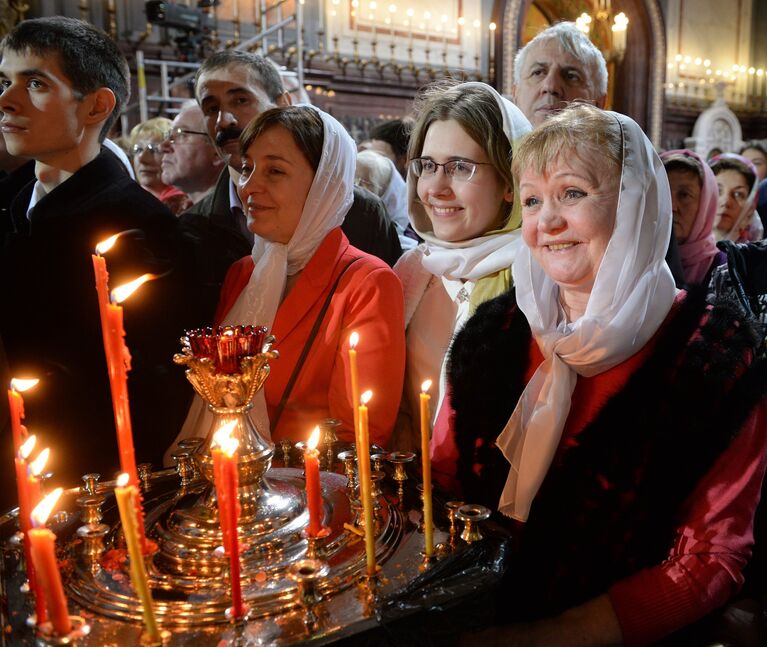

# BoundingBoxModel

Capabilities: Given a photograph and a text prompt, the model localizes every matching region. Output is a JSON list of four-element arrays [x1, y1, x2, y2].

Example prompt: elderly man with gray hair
[[512, 21, 608, 126]]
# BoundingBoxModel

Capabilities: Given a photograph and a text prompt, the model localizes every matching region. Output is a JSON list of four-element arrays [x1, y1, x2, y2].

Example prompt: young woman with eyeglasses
[[391, 82, 532, 470]]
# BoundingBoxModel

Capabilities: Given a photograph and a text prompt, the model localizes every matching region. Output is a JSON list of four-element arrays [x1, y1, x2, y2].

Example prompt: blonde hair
[[512, 104, 621, 181], [129, 117, 172, 146]]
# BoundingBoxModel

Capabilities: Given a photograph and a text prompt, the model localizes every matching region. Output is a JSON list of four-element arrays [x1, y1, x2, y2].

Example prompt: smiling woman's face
[[238, 124, 315, 244], [415, 119, 512, 242], [520, 151, 620, 299]]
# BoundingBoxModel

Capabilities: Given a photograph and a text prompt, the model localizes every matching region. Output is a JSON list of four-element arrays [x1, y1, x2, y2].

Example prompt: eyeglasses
[[130, 142, 163, 156], [410, 157, 492, 182], [163, 126, 210, 144]]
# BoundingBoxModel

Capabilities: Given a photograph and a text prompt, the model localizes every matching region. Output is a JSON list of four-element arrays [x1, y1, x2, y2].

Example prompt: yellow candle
[[420, 380, 434, 557], [358, 390, 377, 576], [115, 474, 160, 642], [348, 331, 360, 443]]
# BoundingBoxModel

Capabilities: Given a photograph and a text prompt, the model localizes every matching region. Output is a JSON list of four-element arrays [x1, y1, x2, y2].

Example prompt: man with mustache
[[511, 22, 607, 127], [180, 50, 402, 324]]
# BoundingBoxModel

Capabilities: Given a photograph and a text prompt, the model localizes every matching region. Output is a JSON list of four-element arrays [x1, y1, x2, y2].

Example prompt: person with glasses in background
[[391, 81, 532, 466], [130, 116, 191, 214], [160, 100, 224, 207]]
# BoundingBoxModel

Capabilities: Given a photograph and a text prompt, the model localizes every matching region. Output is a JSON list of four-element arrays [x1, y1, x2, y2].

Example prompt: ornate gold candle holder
[[387, 451, 415, 505], [455, 504, 491, 544], [173, 326, 278, 490], [289, 558, 329, 631]]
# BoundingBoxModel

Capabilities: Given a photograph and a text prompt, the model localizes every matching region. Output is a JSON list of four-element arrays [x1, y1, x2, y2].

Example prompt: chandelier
[[575, 0, 629, 63]]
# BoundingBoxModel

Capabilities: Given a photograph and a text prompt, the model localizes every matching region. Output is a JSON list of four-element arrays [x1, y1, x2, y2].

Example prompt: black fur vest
[[448, 285, 767, 620]]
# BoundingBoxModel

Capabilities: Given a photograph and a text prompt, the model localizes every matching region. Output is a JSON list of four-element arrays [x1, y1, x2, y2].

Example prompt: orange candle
[[358, 391, 377, 576], [304, 426, 323, 537], [224, 440, 244, 620], [8, 378, 38, 456], [92, 243, 154, 553], [420, 380, 434, 557], [348, 331, 360, 442], [211, 421, 237, 555], [15, 437, 48, 624], [211, 423, 244, 619], [115, 474, 160, 641], [29, 489, 71, 636]]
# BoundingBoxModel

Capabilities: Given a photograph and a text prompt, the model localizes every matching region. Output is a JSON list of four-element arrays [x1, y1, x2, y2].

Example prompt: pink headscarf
[[661, 149, 719, 284]]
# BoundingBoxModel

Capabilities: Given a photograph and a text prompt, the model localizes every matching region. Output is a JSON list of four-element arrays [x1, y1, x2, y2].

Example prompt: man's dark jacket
[[0, 150, 193, 489], [178, 169, 403, 325]]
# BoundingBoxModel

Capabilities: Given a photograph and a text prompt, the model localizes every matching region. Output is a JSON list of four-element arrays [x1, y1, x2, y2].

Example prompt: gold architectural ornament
[[575, 0, 628, 63], [0, 0, 29, 37]]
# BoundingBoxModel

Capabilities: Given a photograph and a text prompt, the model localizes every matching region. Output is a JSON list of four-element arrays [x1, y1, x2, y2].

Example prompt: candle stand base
[[139, 628, 172, 646], [419, 551, 438, 571], [34, 615, 90, 646], [304, 526, 331, 560], [224, 605, 250, 624], [0, 454, 514, 645]]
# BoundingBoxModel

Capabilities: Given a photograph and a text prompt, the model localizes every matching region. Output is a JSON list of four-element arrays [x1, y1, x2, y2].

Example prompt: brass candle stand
[[1, 329, 500, 644]]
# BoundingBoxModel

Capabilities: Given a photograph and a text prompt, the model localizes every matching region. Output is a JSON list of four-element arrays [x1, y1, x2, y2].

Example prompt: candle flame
[[361, 390, 373, 405], [111, 274, 156, 304], [421, 379, 432, 393], [116, 472, 130, 487], [308, 426, 321, 450], [95, 234, 120, 255], [10, 377, 39, 392], [19, 435, 36, 460], [28, 447, 50, 477], [349, 331, 359, 349], [31, 487, 63, 527], [221, 436, 239, 458], [212, 420, 237, 449]]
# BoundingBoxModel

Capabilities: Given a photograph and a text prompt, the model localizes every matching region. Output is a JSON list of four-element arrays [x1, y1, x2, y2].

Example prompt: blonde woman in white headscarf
[[444, 105, 767, 645], [170, 106, 405, 456], [391, 81, 532, 457]]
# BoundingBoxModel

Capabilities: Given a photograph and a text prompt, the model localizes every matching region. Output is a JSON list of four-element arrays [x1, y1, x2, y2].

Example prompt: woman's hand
[[459, 595, 623, 647]]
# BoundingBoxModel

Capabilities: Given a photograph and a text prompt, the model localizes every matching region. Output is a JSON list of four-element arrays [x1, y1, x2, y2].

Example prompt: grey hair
[[513, 21, 608, 98]]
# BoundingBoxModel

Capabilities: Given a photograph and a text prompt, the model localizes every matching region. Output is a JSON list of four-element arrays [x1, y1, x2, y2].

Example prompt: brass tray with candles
[[1, 326, 506, 646], [0, 446, 509, 646]]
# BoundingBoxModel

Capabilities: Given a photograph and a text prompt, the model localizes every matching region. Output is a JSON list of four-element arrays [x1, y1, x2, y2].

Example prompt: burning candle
[[211, 422, 244, 620], [15, 436, 37, 535], [488, 21, 496, 74], [348, 331, 360, 441], [114, 473, 160, 642], [358, 390, 377, 576], [211, 420, 237, 555], [420, 380, 434, 557], [16, 437, 48, 624], [29, 489, 71, 636], [8, 377, 38, 456], [93, 238, 154, 553], [304, 426, 323, 536]]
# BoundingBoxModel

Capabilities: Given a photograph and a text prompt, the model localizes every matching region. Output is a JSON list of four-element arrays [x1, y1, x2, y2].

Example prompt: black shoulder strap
[[271, 257, 363, 433]]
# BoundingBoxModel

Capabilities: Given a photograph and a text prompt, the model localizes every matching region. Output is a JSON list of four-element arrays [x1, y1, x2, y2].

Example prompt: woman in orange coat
[[174, 105, 404, 451]]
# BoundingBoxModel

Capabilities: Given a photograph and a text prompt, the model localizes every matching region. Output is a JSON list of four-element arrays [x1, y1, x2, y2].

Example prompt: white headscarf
[[408, 82, 533, 290], [498, 111, 678, 521], [380, 156, 409, 231], [379, 156, 417, 251], [174, 106, 356, 449]]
